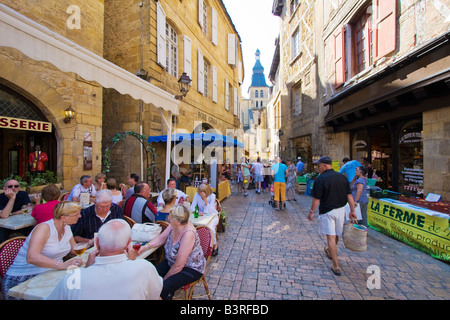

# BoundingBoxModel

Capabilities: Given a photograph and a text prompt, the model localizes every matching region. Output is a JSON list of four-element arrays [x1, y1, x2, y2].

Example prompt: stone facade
[[103, 0, 243, 186], [0, 0, 104, 189]]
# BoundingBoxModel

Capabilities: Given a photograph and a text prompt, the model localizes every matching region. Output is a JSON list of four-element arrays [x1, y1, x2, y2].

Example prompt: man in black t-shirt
[[0, 179, 31, 219], [308, 156, 357, 276]]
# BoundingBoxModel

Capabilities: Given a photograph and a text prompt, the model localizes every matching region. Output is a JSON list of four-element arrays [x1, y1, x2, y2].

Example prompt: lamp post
[[175, 72, 192, 100]]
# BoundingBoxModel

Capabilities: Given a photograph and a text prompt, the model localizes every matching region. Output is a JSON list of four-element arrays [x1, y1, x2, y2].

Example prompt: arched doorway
[[0, 84, 57, 178]]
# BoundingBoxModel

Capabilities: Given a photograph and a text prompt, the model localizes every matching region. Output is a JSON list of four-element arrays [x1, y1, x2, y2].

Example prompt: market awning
[[148, 133, 245, 148], [0, 4, 179, 114]]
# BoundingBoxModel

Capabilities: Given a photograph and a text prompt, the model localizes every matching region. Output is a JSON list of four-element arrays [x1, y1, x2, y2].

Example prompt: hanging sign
[[0, 116, 52, 133]]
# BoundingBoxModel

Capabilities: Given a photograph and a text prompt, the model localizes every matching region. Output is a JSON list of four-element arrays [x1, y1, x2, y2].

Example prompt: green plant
[[24, 171, 60, 187], [219, 208, 228, 227], [304, 172, 318, 180]]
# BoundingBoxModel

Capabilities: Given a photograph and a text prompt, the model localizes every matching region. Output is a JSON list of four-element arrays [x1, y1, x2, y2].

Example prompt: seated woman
[[106, 178, 123, 204], [94, 173, 106, 191], [189, 183, 219, 256], [138, 205, 206, 300], [2, 202, 83, 299], [31, 184, 60, 224], [155, 188, 177, 222]]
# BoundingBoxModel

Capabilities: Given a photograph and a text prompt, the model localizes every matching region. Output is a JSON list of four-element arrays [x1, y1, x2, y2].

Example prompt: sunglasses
[[6, 185, 20, 188]]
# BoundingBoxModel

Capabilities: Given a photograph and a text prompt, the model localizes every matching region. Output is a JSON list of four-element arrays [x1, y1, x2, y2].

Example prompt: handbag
[[131, 223, 162, 242], [342, 219, 367, 252]]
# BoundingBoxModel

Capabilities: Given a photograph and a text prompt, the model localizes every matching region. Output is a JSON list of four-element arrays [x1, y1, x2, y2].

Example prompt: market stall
[[367, 195, 450, 262]]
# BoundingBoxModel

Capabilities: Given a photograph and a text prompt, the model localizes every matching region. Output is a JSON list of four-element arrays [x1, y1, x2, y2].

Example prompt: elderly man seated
[[123, 182, 157, 223], [0, 179, 30, 219], [156, 178, 189, 208], [67, 175, 96, 202], [48, 219, 163, 300], [71, 189, 123, 246]]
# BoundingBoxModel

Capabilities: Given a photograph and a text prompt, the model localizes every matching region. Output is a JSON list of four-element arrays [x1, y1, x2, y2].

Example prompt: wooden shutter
[[224, 78, 229, 110], [198, 0, 204, 27], [233, 87, 238, 115], [211, 7, 218, 45], [212, 66, 217, 103], [198, 48, 204, 94], [227, 34, 236, 66], [373, 0, 397, 60], [333, 26, 345, 88], [184, 36, 192, 77], [156, 2, 166, 68]]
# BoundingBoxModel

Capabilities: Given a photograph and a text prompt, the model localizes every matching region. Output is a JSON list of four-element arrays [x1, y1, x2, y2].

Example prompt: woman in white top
[[2, 202, 83, 299], [190, 183, 219, 256], [106, 178, 123, 204]]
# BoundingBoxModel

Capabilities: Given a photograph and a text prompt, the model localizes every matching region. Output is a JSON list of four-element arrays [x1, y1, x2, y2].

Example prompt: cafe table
[[189, 212, 216, 227], [0, 213, 36, 231], [7, 226, 162, 300]]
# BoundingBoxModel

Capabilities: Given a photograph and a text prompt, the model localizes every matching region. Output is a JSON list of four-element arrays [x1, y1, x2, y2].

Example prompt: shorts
[[318, 206, 345, 236], [254, 174, 263, 182]]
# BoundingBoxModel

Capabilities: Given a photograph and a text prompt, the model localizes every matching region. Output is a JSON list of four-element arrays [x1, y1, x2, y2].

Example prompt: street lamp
[[175, 72, 192, 100], [63, 105, 75, 124]]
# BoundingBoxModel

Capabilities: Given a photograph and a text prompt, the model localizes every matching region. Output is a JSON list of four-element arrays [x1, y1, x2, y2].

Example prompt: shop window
[[398, 119, 423, 196]]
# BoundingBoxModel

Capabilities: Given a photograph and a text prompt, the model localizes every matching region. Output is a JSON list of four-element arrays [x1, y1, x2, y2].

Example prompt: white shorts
[[318, 206, 346, 236]]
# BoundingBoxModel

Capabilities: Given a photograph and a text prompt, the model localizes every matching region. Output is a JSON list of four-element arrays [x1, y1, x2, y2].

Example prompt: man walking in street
[[307, 156, 357, 276], [271, 156, 288, 210]]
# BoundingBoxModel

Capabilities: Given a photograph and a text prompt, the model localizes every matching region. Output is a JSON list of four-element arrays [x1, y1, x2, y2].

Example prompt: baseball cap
[[314, 156, 332, 165]]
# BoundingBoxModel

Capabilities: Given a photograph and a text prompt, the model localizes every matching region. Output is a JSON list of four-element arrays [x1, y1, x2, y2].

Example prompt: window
[[165, 23, 178, 78], [353, 9, 373, 74], [291, 28, 300, 59], [260, 90, 264, 98], [201, 0, 208, 35], [333, 0, 397, 87], [292, 83, 302, 115], [255, 90, 258, 98]]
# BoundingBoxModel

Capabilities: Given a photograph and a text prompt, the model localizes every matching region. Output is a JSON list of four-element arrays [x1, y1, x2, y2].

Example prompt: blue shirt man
[[271, 160, 288, 183], [339, 158, 362, 182], [296, 157, 305, 175]]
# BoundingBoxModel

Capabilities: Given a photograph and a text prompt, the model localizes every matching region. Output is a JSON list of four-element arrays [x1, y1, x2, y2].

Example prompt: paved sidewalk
[[203, 186, 450, 300]]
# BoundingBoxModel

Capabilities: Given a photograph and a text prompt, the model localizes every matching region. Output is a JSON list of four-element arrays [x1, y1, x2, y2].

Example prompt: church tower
[[248, 49, 269, 110]]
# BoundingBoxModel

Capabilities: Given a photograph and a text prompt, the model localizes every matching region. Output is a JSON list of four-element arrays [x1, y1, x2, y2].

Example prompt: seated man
[[123, 182, 157, 223], [0, 179, 30, 218], [119, 173, 139, 200], [48, 219, 163, 300], [156, 178, 189, 207], [67, 175, 96, 202], [71, 189, 123, 245]]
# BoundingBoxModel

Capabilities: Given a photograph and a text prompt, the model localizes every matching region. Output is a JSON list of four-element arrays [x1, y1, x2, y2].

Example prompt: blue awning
[[148, 133, 244, 148]]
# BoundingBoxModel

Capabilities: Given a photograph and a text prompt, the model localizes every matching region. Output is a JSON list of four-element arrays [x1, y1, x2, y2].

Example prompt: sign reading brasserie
[[0, 116, 52, 133]]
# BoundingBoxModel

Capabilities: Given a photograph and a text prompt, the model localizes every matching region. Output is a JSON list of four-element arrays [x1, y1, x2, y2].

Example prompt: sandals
[[330, 265, 342, 276]]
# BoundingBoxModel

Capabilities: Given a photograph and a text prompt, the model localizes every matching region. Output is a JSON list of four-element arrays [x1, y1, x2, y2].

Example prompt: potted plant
[[24, 171, 62, 194], [217, 208, 228, 233]]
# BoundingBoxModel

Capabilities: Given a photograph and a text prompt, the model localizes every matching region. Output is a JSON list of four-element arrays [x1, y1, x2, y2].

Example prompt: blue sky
[[222, 0, 280, 98]]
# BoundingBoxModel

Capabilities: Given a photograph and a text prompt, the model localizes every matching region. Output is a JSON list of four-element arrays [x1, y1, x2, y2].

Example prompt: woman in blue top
[[155, 188, 177, 222], [351, 166, 369, 226]]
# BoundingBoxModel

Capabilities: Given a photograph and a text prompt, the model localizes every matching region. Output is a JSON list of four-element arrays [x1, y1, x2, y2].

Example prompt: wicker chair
[[0, 236, 26, 278], [178, 226, 213, 300], [124, 215, 136, 228]]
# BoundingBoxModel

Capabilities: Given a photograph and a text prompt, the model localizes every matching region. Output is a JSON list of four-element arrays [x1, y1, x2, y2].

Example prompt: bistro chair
[[60, 192, 71, 201], [177, 226, 213, 300], [124, 215, 136, 228], [0, 236, 26, 278]]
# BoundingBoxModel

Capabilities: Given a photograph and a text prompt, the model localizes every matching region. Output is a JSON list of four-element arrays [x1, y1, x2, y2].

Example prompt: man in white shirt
[[252, 158, 264, 194], [48, 219, 163, 300], [156, 178, 188, 207], [67, 175, 96, 202]]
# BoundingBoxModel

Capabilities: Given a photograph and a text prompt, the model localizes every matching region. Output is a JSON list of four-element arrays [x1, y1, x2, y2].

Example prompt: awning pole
[[159, 108, 172, 188]]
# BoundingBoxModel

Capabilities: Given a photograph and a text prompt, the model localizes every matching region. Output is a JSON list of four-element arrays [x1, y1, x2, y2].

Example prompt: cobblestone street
[[203, 186, 450, 300]]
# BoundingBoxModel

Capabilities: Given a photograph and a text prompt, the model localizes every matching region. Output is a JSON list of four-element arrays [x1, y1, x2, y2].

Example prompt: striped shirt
[[71, 203, 124, 239]]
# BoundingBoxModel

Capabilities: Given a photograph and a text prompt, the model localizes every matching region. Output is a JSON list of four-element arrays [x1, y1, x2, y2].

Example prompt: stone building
[[103, 0, 244, 187], [269, 0, 450, 199], [0, 0, 242, 191]]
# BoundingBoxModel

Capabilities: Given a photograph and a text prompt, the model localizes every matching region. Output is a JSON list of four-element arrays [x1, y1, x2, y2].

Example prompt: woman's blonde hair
[[53, 201, 81, 219], [169, 204, 190, 225], [162, 188, 178, 204], [198, 183, 212, 197]]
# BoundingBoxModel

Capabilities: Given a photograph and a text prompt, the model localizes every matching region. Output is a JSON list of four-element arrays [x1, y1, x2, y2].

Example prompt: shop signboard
[[368, 197, 450, 262], [0, 116, 52, 132]]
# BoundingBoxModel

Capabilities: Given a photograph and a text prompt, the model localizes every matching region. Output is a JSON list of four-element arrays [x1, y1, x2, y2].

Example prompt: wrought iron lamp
[[175, 72, 192, 100]]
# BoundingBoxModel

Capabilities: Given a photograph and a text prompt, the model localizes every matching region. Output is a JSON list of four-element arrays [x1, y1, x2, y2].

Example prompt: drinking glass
[[73, 242, 87, 257]]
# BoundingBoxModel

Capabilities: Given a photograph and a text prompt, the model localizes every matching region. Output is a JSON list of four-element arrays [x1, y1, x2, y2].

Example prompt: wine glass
[[132, 242, 142, 254]]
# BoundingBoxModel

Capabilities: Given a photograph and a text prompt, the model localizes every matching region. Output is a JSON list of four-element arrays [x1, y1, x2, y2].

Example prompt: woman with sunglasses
[[0, 179, 31, 219]]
